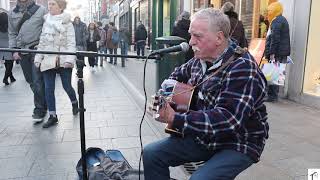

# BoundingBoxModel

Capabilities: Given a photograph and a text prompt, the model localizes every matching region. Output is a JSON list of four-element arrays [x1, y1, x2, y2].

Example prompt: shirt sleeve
[[168, 60, 193, 83], [173, 59, 264, 139]]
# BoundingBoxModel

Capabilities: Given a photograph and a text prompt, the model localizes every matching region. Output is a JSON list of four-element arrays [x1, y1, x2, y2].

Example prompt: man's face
[[75, 18, 80, 24], [188, 18, 220, 60]]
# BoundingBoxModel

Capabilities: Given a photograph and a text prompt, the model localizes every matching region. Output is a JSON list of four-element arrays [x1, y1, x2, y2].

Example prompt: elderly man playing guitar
[[143, 8, 269, 180]]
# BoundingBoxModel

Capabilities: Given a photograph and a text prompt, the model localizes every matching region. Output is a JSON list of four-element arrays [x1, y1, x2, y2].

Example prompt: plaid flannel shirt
[[170, 41, 269, 162]]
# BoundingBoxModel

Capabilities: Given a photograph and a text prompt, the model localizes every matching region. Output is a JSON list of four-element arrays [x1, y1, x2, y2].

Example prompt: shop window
[[303, 0, 320, 96]]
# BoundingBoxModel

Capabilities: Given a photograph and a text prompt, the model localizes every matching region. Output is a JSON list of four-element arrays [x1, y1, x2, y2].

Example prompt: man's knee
[[143, 143, 159, 164]]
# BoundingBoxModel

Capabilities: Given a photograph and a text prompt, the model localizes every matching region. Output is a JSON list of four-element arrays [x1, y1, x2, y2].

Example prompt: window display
[[303, 0, 320, 96]]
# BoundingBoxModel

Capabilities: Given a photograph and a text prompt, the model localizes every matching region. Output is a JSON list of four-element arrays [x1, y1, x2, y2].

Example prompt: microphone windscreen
[[180, 42, 190, 53]]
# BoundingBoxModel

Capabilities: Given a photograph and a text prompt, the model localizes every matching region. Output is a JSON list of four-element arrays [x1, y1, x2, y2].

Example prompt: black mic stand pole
[[75, 55, 88, 180]]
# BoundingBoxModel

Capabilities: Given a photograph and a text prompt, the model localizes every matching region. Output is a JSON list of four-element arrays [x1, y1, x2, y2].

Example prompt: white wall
[[183, 0, 191, 12], [0, 0, 10, 11], [278, 0, 295, 38]]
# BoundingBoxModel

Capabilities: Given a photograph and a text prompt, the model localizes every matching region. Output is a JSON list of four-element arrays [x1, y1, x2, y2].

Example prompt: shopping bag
[[261, 62, 286, 86]]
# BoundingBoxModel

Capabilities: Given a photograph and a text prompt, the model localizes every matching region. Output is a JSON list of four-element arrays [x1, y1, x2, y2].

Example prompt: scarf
[[42, 13, 68, 45]]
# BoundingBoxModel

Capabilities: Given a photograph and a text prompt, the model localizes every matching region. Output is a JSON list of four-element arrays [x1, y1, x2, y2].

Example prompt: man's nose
[[189, 37, 195, 46]]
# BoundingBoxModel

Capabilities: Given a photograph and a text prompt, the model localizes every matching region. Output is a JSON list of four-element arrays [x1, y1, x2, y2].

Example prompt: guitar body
[[151, 82, 194, 137]]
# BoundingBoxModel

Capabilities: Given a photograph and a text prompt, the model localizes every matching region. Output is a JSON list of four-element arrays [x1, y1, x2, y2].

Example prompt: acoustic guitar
[[151, 82, 195, 137]]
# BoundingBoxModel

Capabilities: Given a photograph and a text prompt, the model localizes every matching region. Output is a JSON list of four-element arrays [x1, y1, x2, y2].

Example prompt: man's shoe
[[43, 115, 58, 128], [10, 76, 16, 83], [3, 79, 9, 85], [32, 112, 46, 123], [265, 98, 277, 102], [72, 102, 79, 115]]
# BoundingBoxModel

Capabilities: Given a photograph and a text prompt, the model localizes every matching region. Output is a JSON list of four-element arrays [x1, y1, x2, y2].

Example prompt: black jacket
[[265, 15, 291, 60], [225, 11, 248, 48], [134, 24, 147, 42], [171, 19, 194, 62]]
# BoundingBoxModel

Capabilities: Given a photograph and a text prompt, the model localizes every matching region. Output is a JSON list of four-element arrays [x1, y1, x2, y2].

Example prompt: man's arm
[[173, 59, 266, 138], [8, 12, 18, 49], [269, 20, 281, 57]]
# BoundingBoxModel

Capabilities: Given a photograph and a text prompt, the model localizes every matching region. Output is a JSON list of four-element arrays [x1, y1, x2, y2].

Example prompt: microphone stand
[[75, 56, 87, 180]]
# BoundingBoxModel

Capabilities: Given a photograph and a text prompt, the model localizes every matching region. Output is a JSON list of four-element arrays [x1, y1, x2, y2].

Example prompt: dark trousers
[[268, 84, 279, 100], [136, 41, 145, 56], [108, 48, 118, 64], [20, 54, 47, 115], [3, 60, 15, 81], [87, 42, 98, 67]]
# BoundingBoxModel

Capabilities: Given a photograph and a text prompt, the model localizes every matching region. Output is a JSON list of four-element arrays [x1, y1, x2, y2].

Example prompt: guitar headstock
[[150, 90, 172, 120]]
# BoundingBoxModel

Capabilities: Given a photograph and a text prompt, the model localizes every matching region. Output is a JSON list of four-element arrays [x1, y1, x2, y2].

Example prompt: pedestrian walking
[[134, 21, 147, 56], [8, 0, 47, 121], [96, 21, 106, 67], [221, 2, 248, 48], [34, 0, 79, 128], [106, 22, 119, 65], [87, 22, 100, 69], [0, 11, 16, 86], [73, 16, 88, 65], [171, 11, 194, 62], [264, 2, 291, 102], [119, 25, 130, 67]]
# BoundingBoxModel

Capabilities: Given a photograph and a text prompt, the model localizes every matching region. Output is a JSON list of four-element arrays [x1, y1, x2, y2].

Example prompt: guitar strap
[[17, 4, 40, 34]]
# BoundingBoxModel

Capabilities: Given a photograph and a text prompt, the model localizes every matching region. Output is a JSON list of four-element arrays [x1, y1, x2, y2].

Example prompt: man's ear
[[215, 31, 225, 45]]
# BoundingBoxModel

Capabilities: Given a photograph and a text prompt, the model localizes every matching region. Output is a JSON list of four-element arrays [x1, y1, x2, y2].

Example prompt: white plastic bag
[[261, 62, 286, 86]]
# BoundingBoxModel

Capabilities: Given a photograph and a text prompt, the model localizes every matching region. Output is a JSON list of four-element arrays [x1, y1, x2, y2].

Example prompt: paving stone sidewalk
[[0, 63, 185, 180]]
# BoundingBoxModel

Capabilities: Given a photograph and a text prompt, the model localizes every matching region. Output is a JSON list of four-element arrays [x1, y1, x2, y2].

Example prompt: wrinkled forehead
[[189, 17, 210, 33]]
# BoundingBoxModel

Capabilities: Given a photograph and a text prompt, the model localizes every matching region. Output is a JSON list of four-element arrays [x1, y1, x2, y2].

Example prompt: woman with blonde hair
[[34, 0, 78, 128]]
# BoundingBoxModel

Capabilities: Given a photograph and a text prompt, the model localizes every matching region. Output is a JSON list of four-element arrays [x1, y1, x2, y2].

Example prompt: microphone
[[150, 42, 189, 56]]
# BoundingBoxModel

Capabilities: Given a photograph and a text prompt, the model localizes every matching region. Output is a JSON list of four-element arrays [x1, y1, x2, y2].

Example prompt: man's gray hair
[[192, 8, 230, 38]]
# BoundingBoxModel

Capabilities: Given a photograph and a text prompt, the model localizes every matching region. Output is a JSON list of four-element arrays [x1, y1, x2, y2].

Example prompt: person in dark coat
[[87, 22, 100, 69], [171, 11, 194, 62], [73, 17, 88, 64], [264, 2, 291, 102], [221, 2, 248, 48], [134, 21, 147, 56], [0, 11, 16, 85], [119, 25, 130, 67]]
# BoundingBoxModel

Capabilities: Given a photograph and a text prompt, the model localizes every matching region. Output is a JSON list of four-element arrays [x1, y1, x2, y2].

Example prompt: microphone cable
[[138, 54, 151, 180]]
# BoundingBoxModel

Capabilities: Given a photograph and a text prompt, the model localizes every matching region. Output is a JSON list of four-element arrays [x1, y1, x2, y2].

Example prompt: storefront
[[119, 0, 130, 29], [151, 0, 180, 49], [302, 0, 320, 97], [285, 0, 320, 108]]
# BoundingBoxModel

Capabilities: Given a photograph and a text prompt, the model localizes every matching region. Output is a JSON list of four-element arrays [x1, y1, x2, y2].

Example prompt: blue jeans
[[120, 41, 128, 67], [43, 68, 77, 113], [97, 46, 106, 66], [143, 136, 253, 180], [20, 54, 47, 115], [108, 48, 118, 64]]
